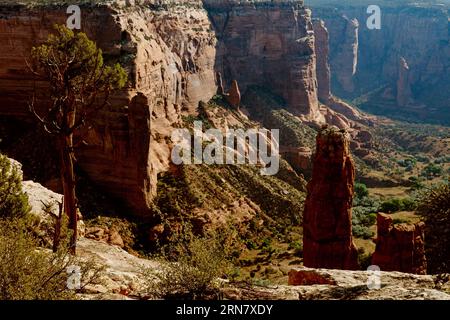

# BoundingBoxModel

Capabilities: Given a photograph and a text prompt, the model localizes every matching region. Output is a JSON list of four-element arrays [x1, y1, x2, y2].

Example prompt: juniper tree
[[29, 25, 127, 254]]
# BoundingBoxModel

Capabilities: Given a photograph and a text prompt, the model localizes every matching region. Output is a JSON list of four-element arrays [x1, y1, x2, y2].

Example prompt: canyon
[[310, 1, 450, 124], [0, 0, 340, 214], [1, 1, 449, 301]]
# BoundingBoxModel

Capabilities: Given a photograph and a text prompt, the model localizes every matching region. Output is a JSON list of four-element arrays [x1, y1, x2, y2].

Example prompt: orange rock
[[225, 80, 241, 110], [372, 213, 427, 274], [303, 126, 359, 270]]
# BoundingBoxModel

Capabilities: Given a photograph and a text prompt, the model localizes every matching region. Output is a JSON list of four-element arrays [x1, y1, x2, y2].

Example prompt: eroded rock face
[[312, 4, 449, 119], [0, 2, 217, 215], [0, 0, 362, 216], [303, 126, 359, 270], [313, 19, 331, 102], [207, 0, 323, 121], [326, 15, 359, 93], [312, 17, 372, 125], [372, 213, 427, 275]]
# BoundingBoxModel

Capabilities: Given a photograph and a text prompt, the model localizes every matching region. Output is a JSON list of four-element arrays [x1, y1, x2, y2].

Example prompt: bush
[[354, 183, 369, 200], [408, 176, 424, 190], [417, 183, 450, 273], [380, 198, 403, 213], [421, 164, 443, 179], [145, 235, 230, 299], [0, 154, 30, 219], [0, 218, 102, 300], [379, 197, 416, 213], [352, 224, 374, 239], [352, 196, 377, 239]]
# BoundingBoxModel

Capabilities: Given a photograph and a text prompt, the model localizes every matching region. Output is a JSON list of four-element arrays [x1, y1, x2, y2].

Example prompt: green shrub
[[408, 176, 425, 190], [380, 198, 403, 212], [352, 197, 377, 239], [421, 164, 443, 179], [380, 197, 416, 213], [0, 218, 102, 300], [145, 235, 230, 299], [417, 183, 450, 273], [352, 224, 374, 239], [354, 183, 369, 199], [0, 154, 30, 219]]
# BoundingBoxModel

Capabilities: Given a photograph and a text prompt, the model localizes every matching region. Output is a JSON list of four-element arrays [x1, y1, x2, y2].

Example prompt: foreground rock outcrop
[[284, 267, 450, 300], [75, 241, 450, 300], [372, 213, 427, 275], [303, 126, 359, 270]]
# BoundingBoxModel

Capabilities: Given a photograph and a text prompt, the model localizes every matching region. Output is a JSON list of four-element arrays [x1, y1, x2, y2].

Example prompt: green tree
[[417, 183, 450, 273], [354, 182, 369, 199], [29, 25, 127, 254], [0, 154, 30, 219]]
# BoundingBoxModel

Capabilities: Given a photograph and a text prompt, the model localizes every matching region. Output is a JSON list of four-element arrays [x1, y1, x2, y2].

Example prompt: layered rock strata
[[0, 2, 217, 214], [206, 0, 323, 121], [312, 4, 450, 117], [0, 1, 366, 215]]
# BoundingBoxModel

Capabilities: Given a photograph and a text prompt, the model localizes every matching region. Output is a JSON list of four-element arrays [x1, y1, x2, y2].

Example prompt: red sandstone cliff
[[206, 0, 323, 122], [0, 0, 326, 214], [0, 0, 370, 216], [312, 19, 331, 102], [0, 2, 217, 215]]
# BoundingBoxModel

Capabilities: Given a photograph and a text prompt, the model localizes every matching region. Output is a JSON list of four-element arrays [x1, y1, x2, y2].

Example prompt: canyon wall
[[0, 1, 218, 215], [206, 0, 323, 121], [0, 0, 328, 215], [312, 19, 331, 102], [311, 3, 450, 122]]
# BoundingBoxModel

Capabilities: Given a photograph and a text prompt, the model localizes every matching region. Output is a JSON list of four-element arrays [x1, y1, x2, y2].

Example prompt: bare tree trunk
[[52, 199, 63, 253], [59, 133, 77, 255]]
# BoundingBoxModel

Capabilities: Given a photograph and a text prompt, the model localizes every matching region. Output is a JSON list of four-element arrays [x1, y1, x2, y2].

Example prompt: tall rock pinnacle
[[303, 126, 359, 270]]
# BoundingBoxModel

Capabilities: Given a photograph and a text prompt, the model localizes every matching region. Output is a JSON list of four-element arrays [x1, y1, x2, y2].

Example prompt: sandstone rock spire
[[225, 80, 241, 110], [397, 57, 414, 107], [372, 213, 427, 275], [303, 126, 359, 270]]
